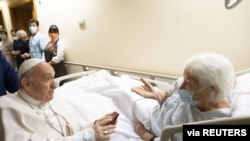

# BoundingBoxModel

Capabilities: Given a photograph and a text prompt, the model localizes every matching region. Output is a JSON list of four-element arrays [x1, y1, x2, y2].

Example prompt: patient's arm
[[131, 78, 170, 105], [135, 121, 156, 141]]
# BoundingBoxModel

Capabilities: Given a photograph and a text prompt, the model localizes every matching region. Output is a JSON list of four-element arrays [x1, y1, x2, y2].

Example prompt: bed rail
[[54, 70, 97, 87], [65, 62, 179, 84], [235, 68, 250, 77], [55, 70, 171, 90]]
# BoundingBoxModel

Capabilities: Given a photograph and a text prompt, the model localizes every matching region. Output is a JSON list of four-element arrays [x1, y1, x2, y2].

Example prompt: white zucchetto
[[18, 58, 44, 78]]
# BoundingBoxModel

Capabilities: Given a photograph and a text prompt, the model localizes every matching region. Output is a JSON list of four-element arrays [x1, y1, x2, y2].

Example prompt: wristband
[[150, 135, 157, 141], [94, 120, 97, 125]]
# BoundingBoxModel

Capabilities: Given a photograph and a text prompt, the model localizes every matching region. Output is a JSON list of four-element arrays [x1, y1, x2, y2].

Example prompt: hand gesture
[[131, 78, 170, 105], [21, 52, 29, 58], [131, 78, 157, 99], [93, 112, 117, 141]]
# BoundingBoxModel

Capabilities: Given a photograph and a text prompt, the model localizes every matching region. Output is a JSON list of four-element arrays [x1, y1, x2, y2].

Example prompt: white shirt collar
[[18, 89, 48, 109]]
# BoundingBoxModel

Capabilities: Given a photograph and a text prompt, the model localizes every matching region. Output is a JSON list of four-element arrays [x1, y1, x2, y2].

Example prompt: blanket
[[55, 70, 158, 141]]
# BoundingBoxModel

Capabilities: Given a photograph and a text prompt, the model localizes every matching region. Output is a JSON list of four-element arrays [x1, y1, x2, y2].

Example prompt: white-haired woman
[[11, 29, 30, 69], [131, 53, 235, 141]]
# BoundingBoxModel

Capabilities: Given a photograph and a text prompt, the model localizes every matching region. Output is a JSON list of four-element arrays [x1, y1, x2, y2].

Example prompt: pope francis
[[0, 58, 116, 141]]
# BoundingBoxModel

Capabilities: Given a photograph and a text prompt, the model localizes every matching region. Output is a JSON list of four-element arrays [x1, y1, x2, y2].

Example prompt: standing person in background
[[11, 30, 30, 69], [19, 30, 31, 60], [0, 26, 15, 68], [10, 28, 18, 41], [23, 18, 46, 59], [0, 51, 18, 96], [44, 24, 67, 80], [10, 28, 18, 59]]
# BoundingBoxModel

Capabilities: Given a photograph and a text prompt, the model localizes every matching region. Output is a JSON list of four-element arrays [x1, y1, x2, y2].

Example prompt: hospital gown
[[150, 80, 231, 141]]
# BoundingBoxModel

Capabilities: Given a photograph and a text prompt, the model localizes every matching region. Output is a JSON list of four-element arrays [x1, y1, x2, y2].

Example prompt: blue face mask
[[0, 35, 6, 40], [178, 88, 207, 105], [29, 26, 37, 34]]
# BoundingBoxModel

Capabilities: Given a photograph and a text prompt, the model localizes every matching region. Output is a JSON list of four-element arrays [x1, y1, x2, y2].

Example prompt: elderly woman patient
[[0, 58, 117, 141], [131, 53, 235, 141]]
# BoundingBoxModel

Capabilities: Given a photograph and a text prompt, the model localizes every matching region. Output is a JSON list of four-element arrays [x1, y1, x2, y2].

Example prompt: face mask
[[29, 26, 37, 34], [49, 33, 58, 40], [178, 88, 207, 105], [0, 35, 6, 40]]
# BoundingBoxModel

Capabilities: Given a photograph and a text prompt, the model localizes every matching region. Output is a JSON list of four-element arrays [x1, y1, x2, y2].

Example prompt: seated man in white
[[0, 58, 117, 141]]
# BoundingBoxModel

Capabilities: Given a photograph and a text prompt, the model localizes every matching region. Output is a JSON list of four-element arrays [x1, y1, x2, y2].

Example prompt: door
[[9, 0, 36, 37], [0, 8, 6, 30]]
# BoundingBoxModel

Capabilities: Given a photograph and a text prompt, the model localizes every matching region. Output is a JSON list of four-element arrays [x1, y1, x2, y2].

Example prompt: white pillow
[[230, 73, 250, 117]]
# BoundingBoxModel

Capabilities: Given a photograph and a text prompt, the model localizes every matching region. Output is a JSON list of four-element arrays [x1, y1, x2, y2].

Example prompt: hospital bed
[[54, 64, 250, 141]]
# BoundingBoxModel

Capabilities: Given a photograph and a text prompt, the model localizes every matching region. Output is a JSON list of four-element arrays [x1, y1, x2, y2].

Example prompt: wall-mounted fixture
[[78, 17, 85, 25], [225, 0, 243, 9]]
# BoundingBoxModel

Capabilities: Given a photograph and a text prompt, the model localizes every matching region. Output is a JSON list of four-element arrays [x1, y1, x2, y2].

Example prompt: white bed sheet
[[55, 70, 158, 141], [230, 72, 250, 117]]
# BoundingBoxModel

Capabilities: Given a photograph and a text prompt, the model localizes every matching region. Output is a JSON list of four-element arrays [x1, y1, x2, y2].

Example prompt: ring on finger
[[103, 130, 108, 135]]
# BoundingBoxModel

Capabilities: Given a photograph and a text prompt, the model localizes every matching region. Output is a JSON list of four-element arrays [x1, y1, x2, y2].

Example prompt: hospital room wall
[[5, 0, 250, 76]]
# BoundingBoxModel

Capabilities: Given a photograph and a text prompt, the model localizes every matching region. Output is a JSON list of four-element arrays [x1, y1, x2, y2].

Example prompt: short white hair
[[184, 53, 235, 102], [16, 29, 27, 39]]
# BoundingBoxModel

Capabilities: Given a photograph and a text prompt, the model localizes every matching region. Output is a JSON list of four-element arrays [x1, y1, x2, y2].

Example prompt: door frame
[[8, 0, 37, 36]]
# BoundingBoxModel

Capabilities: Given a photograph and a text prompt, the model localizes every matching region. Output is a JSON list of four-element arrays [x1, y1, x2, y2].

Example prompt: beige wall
[[2, 0, 250, 76]]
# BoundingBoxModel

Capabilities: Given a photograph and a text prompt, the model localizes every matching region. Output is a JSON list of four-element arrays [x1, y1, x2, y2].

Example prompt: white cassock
[[0, 89, 95, 141]]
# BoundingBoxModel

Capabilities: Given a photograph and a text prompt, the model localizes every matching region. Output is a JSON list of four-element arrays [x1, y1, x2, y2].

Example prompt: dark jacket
[[0, 51, 19, 96], [14, 39, 30, 69]]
